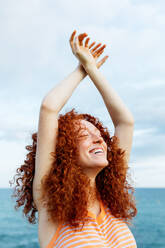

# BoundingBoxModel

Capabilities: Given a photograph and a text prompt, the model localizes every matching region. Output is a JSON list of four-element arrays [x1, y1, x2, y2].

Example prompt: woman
[[10, 30, 137, 248]]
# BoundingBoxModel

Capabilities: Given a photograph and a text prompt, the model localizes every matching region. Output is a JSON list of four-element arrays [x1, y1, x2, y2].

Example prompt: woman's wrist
[[74, 62, 98, 80], [75, 64, 87, 78], [83, 63, 98, 74]]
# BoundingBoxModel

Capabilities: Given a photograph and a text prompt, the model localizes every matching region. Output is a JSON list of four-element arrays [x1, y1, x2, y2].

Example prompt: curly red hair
[[9, 108, 137, 230]]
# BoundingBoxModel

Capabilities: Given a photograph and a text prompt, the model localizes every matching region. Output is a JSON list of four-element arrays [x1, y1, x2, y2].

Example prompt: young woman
[[10, 30, 137, 248]]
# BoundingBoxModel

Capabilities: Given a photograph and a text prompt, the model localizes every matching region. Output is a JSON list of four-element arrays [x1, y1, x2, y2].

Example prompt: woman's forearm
[[42, 66, 87, 113], [84, 65, 134, 127]]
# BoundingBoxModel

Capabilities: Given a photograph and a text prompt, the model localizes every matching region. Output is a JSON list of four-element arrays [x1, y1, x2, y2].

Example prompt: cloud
[[131, 155, 165, 187], [0, 0, 165, 187], [131, 127, 165, 160], [0, 139, 28, 188]]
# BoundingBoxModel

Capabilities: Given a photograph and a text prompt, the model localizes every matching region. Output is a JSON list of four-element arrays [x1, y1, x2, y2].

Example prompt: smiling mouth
[[89, 151, 105, 156]]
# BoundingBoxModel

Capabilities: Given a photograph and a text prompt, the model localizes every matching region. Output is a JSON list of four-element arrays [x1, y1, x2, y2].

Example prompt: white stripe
[[112, 237, 137, 248], [106, 223, 127, 237], [107, 230, 134, 247], [57, 235, 105, 248], [99, 213, 122, 231], [55, 226, 101, 247]]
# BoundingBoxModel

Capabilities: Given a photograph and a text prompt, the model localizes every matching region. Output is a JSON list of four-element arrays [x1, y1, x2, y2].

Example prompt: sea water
[[0, 188, 165, 248]]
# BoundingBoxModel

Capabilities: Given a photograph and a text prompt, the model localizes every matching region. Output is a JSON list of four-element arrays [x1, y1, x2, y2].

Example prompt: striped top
[[46, 199, 137, 248]]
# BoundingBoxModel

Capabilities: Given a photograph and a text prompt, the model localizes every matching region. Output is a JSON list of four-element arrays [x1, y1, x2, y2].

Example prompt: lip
[[89, 147, 104, 154]]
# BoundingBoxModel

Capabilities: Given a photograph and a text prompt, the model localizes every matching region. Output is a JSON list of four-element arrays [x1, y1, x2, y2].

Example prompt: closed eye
[[79, 134, 102, 139]]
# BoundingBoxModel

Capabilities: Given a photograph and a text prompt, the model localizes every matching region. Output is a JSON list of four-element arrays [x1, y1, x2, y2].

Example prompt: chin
[[92, 159, 108, 167]]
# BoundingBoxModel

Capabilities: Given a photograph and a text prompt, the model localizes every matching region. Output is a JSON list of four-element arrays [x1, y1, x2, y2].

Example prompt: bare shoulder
[[38, 207, 59, 248]]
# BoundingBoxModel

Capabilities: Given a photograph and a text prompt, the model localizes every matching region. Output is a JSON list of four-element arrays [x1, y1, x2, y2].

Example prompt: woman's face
[[75, 120, 109, 169]]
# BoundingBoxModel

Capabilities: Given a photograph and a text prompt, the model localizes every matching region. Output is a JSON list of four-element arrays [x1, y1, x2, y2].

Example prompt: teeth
[[90, 148, 103, 154], [89, 147, 104, 155], [94, 149, 103, 154]]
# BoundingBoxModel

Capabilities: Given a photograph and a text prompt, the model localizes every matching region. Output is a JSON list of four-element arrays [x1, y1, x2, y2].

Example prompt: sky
[[0, 0, 164, 188]]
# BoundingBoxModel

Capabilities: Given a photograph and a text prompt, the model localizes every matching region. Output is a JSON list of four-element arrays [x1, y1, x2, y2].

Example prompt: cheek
[[80, 144, 89, 155], [78, 141, 90, 157]]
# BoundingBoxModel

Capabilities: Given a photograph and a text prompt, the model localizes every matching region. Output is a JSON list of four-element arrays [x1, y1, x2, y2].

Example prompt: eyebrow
[[83, 128, 101, 134]]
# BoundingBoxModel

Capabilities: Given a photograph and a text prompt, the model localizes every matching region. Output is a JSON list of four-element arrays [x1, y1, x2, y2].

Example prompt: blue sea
[[0, 188, 165, 248]]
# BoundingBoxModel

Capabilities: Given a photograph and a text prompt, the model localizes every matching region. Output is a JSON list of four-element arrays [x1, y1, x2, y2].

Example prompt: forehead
[[74, 119, 99, 132]]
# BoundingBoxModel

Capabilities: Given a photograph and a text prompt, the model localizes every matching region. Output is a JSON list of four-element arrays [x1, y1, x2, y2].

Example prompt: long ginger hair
[[9, 108, 137, 230]]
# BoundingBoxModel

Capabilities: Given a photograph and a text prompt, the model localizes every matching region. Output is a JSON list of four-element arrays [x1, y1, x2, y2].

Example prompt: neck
[[88, 177, 100, 207]]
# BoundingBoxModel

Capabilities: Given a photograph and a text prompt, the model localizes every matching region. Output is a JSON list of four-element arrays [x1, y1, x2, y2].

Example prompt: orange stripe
[[106, 222, 126, 235], [117, 239, 137, 247], [60, 236, 103, 247], [55, 229, 100, 247], [107, 229, 131, 242], [107, 232, 135, 248]]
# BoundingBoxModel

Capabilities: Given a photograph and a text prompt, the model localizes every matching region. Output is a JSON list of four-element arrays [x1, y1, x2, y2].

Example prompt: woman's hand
[[69, 30, 109, 70]]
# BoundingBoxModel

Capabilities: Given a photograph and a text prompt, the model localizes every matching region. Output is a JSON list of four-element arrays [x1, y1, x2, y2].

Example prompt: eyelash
[[80, 134, 102, 138]]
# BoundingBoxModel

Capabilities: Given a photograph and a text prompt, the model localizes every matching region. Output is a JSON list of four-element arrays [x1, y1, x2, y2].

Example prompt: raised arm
[[83, 65, 134, 164], [33, 64, 87, 207], [71, 33, 134, 163]]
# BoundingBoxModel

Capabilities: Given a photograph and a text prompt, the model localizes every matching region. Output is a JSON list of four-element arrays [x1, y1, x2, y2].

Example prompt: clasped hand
[[69, 30, 109, 70]]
